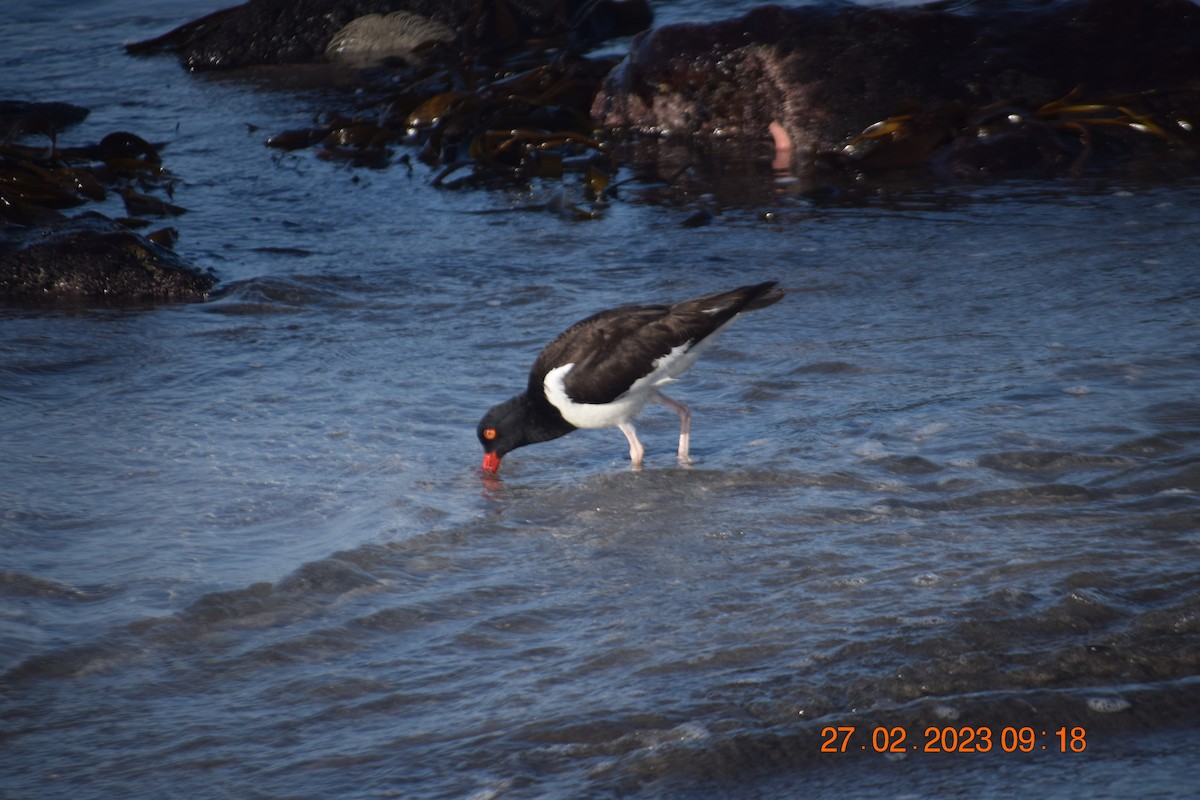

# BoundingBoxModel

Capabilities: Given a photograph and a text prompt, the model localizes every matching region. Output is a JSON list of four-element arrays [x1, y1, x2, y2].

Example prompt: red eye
[[483, 427, 497, 441]]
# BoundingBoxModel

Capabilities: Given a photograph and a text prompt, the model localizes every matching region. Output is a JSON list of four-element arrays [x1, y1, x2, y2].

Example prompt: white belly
[[542, 340, 713, 429]]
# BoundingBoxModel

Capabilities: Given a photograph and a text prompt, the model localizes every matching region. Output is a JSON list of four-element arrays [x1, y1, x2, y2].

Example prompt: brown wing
[[529, 304, 676, 404], [528, 282, 783, 405]]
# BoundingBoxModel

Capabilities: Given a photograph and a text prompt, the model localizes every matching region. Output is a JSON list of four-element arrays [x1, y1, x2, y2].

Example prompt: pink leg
[[655, 392, 693, 465], [618, 422, 645, 470]]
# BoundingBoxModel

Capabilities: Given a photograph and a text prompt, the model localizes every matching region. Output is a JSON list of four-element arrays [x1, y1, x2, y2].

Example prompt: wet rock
[[0, 100, 90, 140], [2, 116, 211, 304], [0, 214, 216, 305], [592, 0, 1200, 173], [128, 0, 652, 71]]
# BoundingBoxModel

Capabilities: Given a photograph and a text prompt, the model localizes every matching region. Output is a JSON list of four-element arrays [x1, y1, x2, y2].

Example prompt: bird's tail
[[742, 280, 785, 311]]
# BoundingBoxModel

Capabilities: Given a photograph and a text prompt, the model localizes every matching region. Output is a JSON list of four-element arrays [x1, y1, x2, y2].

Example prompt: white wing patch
[[543, 338, 723, 430], [544, 363, 648, 429]]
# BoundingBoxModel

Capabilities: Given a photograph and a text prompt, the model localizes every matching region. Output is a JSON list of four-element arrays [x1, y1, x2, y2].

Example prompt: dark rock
[[128, 0, 652, 71], [930, 120, 1074, 179], [0, 214, 216, 305], [0, 101, 91, 141], [592, 0, 1200, 169]]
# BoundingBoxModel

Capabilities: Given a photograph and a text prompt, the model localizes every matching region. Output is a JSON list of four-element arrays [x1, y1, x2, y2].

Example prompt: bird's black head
[[477, 393, 575, 473], [477, 395, 529, 473]]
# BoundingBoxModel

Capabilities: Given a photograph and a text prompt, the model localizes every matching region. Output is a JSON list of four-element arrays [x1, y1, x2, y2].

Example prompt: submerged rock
[[592, 0, 1200, 174], [0, 214, 215, 305]]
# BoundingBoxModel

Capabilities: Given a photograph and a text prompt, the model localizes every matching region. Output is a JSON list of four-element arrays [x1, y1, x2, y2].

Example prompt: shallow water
[[3, 1, 1200, 798]]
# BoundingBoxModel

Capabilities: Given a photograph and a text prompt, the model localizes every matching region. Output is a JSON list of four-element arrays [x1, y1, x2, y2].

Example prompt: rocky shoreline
[[6, 0, 1200, 304]]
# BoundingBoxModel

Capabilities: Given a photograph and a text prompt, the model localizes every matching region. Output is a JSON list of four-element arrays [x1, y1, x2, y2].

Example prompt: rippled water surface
[[3, 1, 1199, 798]]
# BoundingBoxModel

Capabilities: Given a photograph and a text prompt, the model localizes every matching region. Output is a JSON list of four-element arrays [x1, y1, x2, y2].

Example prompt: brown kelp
[[127, 1, 651, 204], [1, 105, 213, 303], [125, 0, 1200, 211], [841, 84, 1200, 178], [2, 119, 184, 230], [263, 46, 624, 205]]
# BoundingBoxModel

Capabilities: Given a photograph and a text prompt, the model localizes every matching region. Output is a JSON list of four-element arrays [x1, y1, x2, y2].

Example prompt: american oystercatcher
[[478, 281, 785, 472]]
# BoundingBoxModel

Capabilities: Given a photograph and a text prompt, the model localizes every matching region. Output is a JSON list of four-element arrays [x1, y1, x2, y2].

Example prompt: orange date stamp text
[[820, 725, 1087, 754]]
